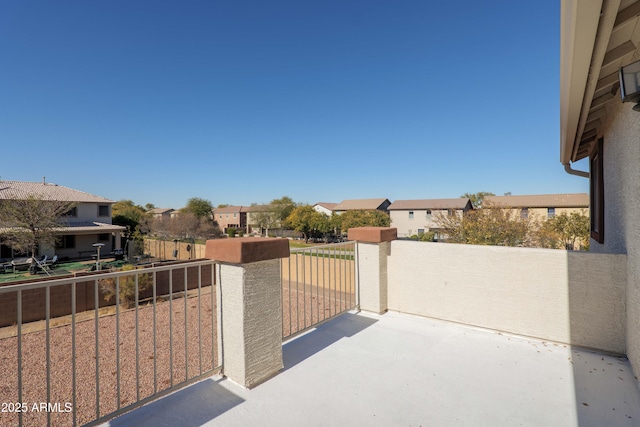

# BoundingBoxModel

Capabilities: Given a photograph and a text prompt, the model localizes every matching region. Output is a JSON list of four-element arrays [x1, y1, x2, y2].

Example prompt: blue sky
[[0, 1, 587, 208]]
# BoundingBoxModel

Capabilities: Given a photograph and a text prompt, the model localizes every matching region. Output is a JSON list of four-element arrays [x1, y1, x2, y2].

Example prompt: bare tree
[[0, 195, 76, 257]]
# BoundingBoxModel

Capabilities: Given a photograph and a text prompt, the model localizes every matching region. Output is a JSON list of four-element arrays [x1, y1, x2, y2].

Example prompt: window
[[520, 208, 529, 219], [590, 138, 604, 243], [547, 208, 556, 218], [408, 211, 414, 219], [234, 213, 237, 218], [426, 209, 432, 218], [56, 235, 75, 249], [64, 207, 78, 217], [226, 214, 229, 218], [98, 233, 110, 241], [417, 229, 424, 235], [98, 205, 109, 217], [219, 214, 222, 219]]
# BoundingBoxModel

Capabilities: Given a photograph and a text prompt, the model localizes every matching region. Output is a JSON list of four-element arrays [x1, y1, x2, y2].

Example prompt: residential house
[[483, 193, 589, 221], [560, 0, 640, 383], [149, 208, 175, 219], [245, 204, 278, 235], [332, 198, 391, 214], [212, 205, 247, 234], [388, 198, 473, 238], [313, 202, 337, 216], [0, 180, 125, 259]]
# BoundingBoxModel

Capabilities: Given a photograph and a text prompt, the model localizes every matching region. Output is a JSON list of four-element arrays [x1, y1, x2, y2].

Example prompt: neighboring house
[[0, 180, 125, 259], [483, 194, 589, 221], [560, 0, 640, 380], [245, 204, 278, 235], [213, 206, 247, 233], [313, 202, 337, 216], [149, 208, 175, 219], [332, 198, 391, 214], [388, 198, 473, 238]]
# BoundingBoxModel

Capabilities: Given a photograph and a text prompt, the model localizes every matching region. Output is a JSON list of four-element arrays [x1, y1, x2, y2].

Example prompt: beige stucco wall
[[390, 209, 460, 237], [596, 97, 640, 376], [387, 240, 626, 353]]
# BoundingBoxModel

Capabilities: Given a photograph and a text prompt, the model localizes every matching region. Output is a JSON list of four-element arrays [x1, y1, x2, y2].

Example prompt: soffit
[[565, 0, 640, 162]]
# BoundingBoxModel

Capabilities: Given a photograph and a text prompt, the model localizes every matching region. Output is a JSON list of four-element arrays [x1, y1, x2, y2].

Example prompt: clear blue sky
[[0, 1, 587, 208]]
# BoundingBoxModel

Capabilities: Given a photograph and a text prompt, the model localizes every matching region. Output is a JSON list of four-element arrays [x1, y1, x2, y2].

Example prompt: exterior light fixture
[[619, 60, 640, 111]]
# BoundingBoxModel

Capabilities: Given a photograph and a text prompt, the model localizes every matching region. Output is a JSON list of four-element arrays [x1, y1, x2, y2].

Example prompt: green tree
[[334, 210, 391, 234], [0, 195, 76, 257], [286, 205, 328, 243], [461, 191, 496, 209], [112, 200, 150, 239], [183, 197, 214, 218]]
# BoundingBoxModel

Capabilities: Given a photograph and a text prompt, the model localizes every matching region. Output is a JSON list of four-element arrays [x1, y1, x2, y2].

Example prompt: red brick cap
[[347, 227, 397, 243], [205, 237, 290, 264]]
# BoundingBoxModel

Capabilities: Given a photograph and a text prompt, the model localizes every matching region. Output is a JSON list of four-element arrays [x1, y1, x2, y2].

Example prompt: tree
[[461, 192, 496, 209], [436, 202, 534, 247], [183, 197, 214, 218], [144, 203, 156, 211], [112, 200, 150, 239], [0, 195, 76, 257], [286, 205, 329, 243], [334, 210, 391, 234], [539, 211, 590, 250], [250, 204, 280, 236], [271, 196, 297, 227]]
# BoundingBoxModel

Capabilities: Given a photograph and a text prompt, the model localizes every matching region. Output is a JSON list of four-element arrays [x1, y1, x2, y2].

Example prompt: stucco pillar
[[348, 227, 397, 314], [205, 237, 290, 388]]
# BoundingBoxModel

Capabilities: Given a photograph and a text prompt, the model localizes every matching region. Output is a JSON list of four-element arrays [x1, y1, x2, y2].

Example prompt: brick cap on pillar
[[348, 227, 397, 243], [205, 237, 290, 264]]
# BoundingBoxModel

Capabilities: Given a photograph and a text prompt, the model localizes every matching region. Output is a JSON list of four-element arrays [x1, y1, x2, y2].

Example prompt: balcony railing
[[281, 241, 358, 339], [0, 260, 220, 427]]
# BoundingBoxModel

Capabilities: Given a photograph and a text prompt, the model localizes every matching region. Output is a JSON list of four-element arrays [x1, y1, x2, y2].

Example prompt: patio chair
[[44, 255, 58, 268]]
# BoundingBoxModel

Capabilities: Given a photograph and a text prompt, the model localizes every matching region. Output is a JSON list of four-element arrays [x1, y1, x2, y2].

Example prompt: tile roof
[[333, 198, 390, 211], [213, 205, 247, 214], [388, 198, 471, 210], [149, 208, 174, 215], [0, 180, 114, 203], [483, 193, 589, 208]]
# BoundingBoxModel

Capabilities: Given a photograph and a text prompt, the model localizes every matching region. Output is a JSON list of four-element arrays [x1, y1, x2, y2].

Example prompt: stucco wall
[[597, 97, 640, 376], [386, 240, 626, 353]]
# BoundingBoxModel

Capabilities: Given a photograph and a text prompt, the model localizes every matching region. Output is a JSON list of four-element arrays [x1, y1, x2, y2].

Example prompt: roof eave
[[560, 0, 604, 164]]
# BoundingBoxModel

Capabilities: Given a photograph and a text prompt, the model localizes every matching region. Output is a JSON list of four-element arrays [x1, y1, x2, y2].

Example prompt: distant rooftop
[[0, 180, 113, 203], [388, 198, 471, 211], [314, 202, 337, 210], [149, 208, 175, 215], [212, 205, 247, 214], [484, 193, 589, 208], [333, 198, 390, 211]]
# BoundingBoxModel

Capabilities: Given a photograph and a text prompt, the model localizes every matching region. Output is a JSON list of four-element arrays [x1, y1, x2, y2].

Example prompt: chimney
[[43, 176, 46, 185]]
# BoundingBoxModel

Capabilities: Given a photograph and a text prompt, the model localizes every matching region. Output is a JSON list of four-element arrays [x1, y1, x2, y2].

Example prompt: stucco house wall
[[592, 96, 640, 376]]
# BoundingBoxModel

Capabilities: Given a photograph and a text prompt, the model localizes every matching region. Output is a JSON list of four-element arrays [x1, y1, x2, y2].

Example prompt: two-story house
[[0, 180, 125, 259], [212, 205, 247, 234], [388, 198, 473, 238]]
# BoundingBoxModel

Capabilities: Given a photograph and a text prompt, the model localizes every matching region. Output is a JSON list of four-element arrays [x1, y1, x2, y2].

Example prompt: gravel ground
[[0, 288, 218, 427], [0, 277, 355, 426]]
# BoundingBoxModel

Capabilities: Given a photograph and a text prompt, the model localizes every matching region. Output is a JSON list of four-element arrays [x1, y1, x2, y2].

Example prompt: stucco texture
[[386, 240, 626, 353]]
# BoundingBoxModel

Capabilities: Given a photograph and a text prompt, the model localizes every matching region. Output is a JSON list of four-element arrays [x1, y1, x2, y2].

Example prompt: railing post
[[348, 227, 397, 314], [205, 237, 290, 388]]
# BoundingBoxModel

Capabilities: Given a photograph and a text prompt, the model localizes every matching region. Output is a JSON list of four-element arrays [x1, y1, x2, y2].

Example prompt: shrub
[[227, 228, 237, 237], [99, 264, 152, 308]]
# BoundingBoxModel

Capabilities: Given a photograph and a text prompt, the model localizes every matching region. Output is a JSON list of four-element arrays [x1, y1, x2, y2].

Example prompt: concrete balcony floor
[[105, 311, 640, 427]]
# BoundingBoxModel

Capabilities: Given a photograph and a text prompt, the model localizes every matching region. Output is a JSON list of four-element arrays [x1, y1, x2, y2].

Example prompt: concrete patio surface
[[104, 311, 640, 427]]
